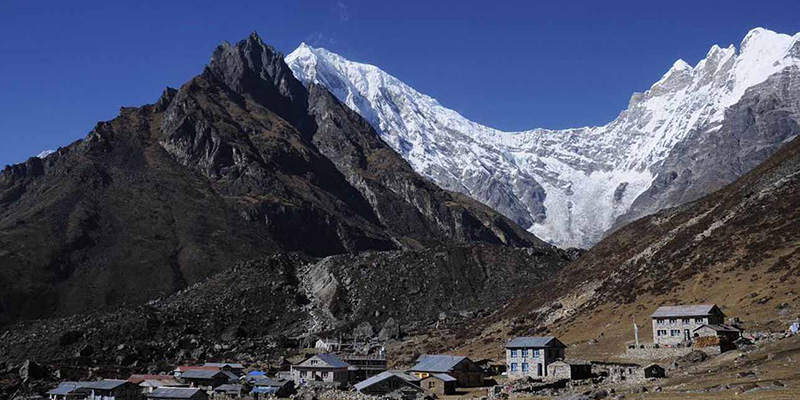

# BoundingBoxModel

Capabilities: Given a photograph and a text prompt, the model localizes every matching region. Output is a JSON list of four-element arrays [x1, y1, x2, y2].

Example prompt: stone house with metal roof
[[651, 304, 725, 346], [291, 354, 350, 385], [77, 380, 141, 400], [410, 355, 483, 387], [179, 370, 232, 390], [505, 337, 567, 380], [419, 374, 457, 395], [353, 371, 423, 398]]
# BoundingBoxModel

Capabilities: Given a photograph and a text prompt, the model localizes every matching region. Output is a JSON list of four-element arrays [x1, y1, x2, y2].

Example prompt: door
[[684, 329, 691, 341], [537, 363, 543, 377]]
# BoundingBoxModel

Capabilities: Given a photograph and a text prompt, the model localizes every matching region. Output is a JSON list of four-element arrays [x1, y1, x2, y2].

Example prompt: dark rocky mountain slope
[[0, 244, 570, 370], [0, 33, 551, 327]]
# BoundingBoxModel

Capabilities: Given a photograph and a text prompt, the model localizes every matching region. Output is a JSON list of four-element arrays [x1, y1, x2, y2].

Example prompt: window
[[510, 363, 518, 372], [682, 318, 690, 324], [522, 363, 529, 372], [669, 319, 677, 325], [657, 330, 667, 336], [671, 330, 680, 336], [695, 317, 704, 323], [521, 349, 528, 358], [656, 318, 664, 325], [533, 349, 540, 358], [510, 349, 518, 357]]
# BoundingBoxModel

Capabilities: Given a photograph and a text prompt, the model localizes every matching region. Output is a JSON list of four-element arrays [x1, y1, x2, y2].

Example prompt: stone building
[[505, 337, 567, 380], [410, 355, 483, 387], [179, 371, 232, 390], [545, 361, 592, 381], [82, 380, 142, 400], [651, 304, 725, 346], [291, 354, 350, 385], [420, 374, 457, 395], [353, 371, 422, 398]]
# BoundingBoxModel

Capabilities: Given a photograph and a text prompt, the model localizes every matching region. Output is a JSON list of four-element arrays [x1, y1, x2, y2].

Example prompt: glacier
[[286, 28, 800, 248]]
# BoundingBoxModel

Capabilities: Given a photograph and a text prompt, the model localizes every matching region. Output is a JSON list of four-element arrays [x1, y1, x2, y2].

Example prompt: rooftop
[[411, 355, 469, 372], [179, 370, 224, 380], [506, 336, 565, 349], [82, 380, 131, 390], [651, 304, 721, 318], [147, 388, 204, 399], [354, 371, 419, 391]]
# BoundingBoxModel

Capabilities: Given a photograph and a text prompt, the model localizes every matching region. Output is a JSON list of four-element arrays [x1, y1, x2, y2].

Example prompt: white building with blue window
[[505, 337, 566, 380]]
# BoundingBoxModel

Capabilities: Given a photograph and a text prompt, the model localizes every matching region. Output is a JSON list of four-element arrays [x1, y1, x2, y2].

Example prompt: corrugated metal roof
[[213, 384, 242, 392], [313, 353, 350, 368], [148, 388, 204, 399], [180, 370, 224, 379], [505, 337, 564, 349], [693, 324, 741, 333], [82, 380, 130, 390], [354, 372, 419, 391], [251, 387, 279, 394], [47, 382, 92, 395], [203, 363, 244, 369], [411, 355, 468, 372], [430, 374, 456, 382], [651, 304, 720, 318]]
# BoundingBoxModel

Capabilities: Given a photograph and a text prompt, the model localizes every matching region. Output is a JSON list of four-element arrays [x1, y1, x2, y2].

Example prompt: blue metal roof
[[247, 371, 266, 376], [411, 355, 469, 373], [505, 337, 565, 349]]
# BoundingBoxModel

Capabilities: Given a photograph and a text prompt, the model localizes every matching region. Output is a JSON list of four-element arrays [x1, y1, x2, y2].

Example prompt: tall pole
[[633, 319, 640, 347]]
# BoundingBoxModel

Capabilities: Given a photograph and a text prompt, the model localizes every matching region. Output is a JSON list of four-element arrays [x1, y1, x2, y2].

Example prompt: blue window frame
[[533, 349, 540, 358], [510, 349, 518, 357], [510, 363, 518, 372], [522, 363, 529, 372], [521, 349, 528, 358]]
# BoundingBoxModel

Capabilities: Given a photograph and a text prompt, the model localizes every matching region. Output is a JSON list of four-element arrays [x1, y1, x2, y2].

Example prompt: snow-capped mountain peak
[[286, 28, 800, 248]]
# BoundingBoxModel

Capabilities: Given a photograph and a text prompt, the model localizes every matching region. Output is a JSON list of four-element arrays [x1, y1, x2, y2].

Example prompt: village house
[[651, 304, 726, 346], [202, 363, 244, 376], [339, 354, 388, 382], [545, 360, 592, 381], [247, 377, 294, 399], [147, 388, 208, 400], [410, 355, 483, 387], [47, 382, 92, 400], [80, 380, 141, 400], [173, 366, 220, 379], [474, 359, 506, 377], [353, 371, 423, 399], [291, 354, 350, 385], [314, 339, 341, 352], [211, 384, 246, 398], [179, 370, 232, 390], [419, 374, 457, 396], [128, 375, 185, 394], [505, 337, 567, 380]]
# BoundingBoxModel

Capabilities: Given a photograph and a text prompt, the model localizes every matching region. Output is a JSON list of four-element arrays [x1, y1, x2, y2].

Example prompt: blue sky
[[1, 0, 799, 167]]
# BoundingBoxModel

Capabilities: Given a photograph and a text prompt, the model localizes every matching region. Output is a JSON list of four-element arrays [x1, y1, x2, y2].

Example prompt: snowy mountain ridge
[[286, 28, 800, 248]]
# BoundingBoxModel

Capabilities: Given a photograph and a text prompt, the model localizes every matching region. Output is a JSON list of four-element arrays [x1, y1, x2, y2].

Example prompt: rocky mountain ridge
[[0, 33, 552, 327], [286, 27, 800, 248]]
